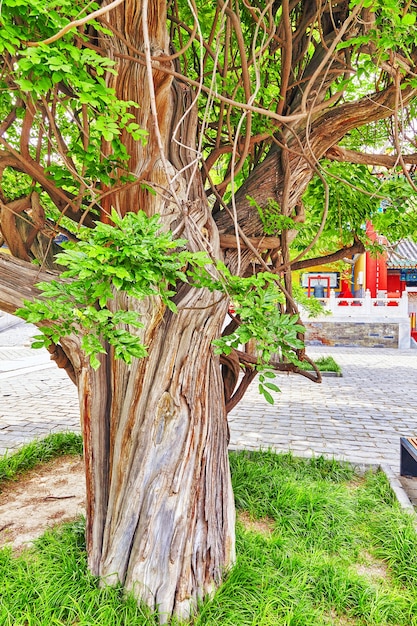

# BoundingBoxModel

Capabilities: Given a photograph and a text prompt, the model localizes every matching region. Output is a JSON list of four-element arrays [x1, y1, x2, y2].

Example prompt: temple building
[[298, 233, 417, 349]]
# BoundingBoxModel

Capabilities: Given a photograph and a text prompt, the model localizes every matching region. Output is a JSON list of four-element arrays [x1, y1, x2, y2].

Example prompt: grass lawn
[[302, 355, 342, 374], [1, 435, 417, 625]]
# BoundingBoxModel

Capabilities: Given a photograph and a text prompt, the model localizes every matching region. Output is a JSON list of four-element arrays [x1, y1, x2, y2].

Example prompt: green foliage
[[211, 266, 303, 363], [0, 0, 147, 200], [14, 205, 307, 392], [0, 168, 33, 202], [292, 283, 327, 318], [342, 1, 417, 63], [17, 208, 305, 396], [202, 265, 304, 404], [17, 210, 208, 368], [298, 161, 417, 259], [301, 161, 380, 250], [373, 176, 417, 242], [247, 196, 301, 236]]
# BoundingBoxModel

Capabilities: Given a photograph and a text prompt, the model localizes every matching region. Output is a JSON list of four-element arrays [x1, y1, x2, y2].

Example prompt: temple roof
[[387, 239, 417, 269]]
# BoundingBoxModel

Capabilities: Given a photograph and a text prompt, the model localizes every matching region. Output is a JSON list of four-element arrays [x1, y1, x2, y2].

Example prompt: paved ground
[[1, 316, 416, 505], [230, 348, 417, 471], [0, 318, 80, 455]]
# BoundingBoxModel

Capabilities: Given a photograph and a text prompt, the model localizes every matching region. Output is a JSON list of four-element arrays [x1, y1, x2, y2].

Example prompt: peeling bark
[[70, 1, 236, 620]]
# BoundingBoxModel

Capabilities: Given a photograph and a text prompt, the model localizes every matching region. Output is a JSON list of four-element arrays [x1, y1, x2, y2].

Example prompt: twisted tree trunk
[[68, 1, 235, 620], [0, 1, 236, 619], [60, 288, 234, 621], [0, 260, 235, 624]]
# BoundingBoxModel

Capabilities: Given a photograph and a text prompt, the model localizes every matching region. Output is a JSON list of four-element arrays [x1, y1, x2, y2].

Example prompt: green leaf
[[16, 78, 35, 91], [31, 340, 47, 349], [259, 386, 274, 405], [401, 13, 416, 25], [262, 371, 276, 379], [263, 382, 281, 393], [165, 299, 178, 313], [90, 354, 101, 370]]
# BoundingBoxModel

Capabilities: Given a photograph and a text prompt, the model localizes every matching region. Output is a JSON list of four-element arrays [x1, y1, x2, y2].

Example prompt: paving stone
[[1, 325, 417, 495]]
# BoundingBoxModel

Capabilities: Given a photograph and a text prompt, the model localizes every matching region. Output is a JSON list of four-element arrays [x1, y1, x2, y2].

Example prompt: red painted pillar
[[377, 253, 388, 292], [365, 222, 388, 296], [365, 222, 377, 297]]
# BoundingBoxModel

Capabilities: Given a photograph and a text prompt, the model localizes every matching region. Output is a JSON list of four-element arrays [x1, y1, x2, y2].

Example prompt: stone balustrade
[[315, 289, 409, 318]]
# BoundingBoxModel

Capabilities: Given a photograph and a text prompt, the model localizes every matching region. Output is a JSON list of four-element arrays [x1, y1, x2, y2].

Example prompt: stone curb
[[381, 463, 416, 514]]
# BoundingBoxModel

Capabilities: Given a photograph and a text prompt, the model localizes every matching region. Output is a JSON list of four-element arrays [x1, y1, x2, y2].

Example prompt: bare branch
[[0, 254, 56, 315], [290, 239, 366, 272], [326, 145, 417, 167]]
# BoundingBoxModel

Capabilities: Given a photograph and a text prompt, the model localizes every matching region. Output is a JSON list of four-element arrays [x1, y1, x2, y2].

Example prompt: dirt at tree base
[[0, 455, 86, 553]]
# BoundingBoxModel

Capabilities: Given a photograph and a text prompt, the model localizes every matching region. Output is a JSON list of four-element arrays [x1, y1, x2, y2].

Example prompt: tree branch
[[218, 82, 417, 240], [290, 239, 366, 272], [0, 148, 96, 228], [26, 0, 126, 47], [326, 145, 417, 168], [0, 254, 56, 314], [0, 255, 77, 383]]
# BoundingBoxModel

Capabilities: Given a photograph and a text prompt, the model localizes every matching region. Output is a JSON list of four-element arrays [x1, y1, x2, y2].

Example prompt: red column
[[365, 222, 388, 296], [365, 222, 377, 297], [377, 254, 388, 292]]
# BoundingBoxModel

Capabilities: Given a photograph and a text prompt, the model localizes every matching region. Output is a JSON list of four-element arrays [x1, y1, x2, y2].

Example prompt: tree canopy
[[1, 0, 416, 290], [1, 0, 417, 315]]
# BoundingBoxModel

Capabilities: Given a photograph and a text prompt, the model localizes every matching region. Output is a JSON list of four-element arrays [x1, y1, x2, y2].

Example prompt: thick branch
[[0, 149, 96, 228], [0, 254, 55, 314], [47, 343, 77, 384], [326, 145, 417, 168], [217, 82, 417, 240], [0, 255, 77, 383], [290, 239, 366, 272], [219, 233, 281, 249]]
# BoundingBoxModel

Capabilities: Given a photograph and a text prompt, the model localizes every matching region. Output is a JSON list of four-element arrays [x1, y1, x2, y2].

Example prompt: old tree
[[1, 0, 417, 621]]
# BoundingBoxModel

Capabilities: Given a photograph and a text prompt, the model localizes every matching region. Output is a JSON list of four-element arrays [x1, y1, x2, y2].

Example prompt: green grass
[[0, 431, 83, 485], [302, 355, 342, 374], [1, 441, 417, 625]]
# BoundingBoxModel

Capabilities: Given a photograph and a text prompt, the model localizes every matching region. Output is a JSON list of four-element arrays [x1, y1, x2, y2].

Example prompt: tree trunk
[[61, 287, 235, 622], [0, 253, 236, 625], [68, 1, 235, 620]]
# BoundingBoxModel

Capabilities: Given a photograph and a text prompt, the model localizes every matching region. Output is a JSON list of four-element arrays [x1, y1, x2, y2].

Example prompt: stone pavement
[[229, 347, 417, 472], [0, 318, 80, 456], [0, 318, 416, 506]]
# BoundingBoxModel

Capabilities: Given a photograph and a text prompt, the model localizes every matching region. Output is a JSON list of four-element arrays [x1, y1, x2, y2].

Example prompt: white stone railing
[[314, 289, 409, 318]]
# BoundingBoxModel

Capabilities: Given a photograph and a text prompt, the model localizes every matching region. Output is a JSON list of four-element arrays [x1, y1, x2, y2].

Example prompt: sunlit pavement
[[1, 319, 416, 506], [229, 346, 417, 472]]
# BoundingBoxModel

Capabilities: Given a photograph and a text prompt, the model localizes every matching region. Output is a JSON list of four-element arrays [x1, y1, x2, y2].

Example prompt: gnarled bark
[[0, 254, 55, 314], [67, 1, 235, 620], [51, 284, 235, 622]]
